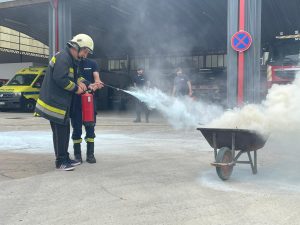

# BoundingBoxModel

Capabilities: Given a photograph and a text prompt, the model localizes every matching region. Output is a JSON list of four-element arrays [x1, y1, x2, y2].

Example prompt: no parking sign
[[231, 30, 252, 52]]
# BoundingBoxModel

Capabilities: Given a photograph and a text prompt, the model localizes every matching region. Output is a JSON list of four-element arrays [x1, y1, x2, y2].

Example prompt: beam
[[0, 0, 49, 9]]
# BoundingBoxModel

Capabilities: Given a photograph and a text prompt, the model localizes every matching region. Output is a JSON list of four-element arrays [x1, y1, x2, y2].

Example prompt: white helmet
[[68, 34, 94, 54]]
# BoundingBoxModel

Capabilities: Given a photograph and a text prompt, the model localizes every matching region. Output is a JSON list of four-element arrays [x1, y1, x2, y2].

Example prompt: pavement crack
[[100, 185, 127, 201], [0, 172, 14, 179]]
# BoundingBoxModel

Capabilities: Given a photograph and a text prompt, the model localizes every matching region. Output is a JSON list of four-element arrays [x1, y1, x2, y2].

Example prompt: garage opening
[[0, 0, 299, 111]]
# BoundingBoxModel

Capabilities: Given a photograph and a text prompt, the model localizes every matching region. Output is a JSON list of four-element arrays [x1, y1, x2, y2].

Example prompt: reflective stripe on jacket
[[35, 48, 79, 124]]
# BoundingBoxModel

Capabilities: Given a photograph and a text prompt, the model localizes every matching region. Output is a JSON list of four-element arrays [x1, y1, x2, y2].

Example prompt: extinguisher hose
[[103, 83, 126, 92], [80, 84, 126, 94]]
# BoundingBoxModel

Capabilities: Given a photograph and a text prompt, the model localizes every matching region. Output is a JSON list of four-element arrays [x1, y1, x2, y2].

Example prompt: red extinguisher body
[[81, 92, 95, 126]]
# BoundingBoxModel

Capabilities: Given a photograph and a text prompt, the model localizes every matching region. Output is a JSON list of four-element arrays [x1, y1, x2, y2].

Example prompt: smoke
[[209, 77, 300, 136], [103, 0, 226, 56], [125, 87, 223, 129]]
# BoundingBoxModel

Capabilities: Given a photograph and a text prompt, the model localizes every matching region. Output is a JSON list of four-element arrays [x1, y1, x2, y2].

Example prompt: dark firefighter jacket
[[35, 47, 89, 125]]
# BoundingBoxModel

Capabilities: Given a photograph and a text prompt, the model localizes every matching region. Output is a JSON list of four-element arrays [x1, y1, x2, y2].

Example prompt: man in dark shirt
[[71, 58, 103, 164], [133, 67, 150, 123], [172, 67, 193, 97]]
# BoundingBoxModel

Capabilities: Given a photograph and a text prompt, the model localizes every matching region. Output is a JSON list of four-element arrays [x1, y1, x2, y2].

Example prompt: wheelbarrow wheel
[[216, 147, 233, 180]]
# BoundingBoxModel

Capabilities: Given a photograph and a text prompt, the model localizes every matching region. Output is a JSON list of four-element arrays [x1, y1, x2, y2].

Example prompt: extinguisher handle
[[86, 89, 94, 94], [80, 90, 93, 95]]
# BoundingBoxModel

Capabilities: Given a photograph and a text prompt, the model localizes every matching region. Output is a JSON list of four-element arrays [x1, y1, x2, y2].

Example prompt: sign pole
[[237, 0, 245, 105]]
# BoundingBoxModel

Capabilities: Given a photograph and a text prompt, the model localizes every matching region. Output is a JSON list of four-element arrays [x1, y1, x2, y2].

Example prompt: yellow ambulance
[[0, 66, 46, 112]]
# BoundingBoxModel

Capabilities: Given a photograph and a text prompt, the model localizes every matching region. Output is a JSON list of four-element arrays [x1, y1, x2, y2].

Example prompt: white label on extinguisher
[[88, 96, 91, 102]]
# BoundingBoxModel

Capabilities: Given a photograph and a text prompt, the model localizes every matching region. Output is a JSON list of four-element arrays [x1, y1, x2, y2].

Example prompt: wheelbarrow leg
[[214, 148, 217, 160], [213, 132, 217, 160], [253, 150, 257, 174], [247, 151, 257, 174], [231, 132, 236, 160]]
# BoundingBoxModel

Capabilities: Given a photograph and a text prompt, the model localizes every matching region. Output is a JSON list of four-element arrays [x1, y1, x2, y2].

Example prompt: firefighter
[[133, 67, 150, 123], [35, 34, 95, 171], [71, 58, 103, 163], [172, 67, 193, 97]]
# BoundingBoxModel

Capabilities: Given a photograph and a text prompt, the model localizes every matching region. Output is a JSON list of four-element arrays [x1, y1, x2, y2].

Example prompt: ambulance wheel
[[23, 99, 36, 112]]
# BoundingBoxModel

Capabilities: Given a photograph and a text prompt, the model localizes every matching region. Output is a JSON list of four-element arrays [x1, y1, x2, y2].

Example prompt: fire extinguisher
[[81, 90, 95, 126]]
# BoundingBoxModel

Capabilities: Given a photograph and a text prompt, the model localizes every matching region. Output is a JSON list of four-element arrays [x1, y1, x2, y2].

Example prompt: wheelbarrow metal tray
[[197, 128, 267, 151]]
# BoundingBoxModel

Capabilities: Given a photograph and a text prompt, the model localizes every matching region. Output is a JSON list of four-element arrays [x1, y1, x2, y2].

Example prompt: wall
[[0, 62, 33, 79]]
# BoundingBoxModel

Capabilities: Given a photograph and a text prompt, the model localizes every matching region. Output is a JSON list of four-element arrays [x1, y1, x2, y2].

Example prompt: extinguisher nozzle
[[104, 83, 124, 92]]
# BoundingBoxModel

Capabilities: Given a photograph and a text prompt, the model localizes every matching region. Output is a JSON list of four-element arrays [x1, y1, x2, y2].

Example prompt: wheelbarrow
[[197, 128, 268, 180]]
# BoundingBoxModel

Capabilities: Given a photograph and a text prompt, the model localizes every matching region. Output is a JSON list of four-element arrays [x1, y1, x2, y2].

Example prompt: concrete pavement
[[0, 112, 300, 225]]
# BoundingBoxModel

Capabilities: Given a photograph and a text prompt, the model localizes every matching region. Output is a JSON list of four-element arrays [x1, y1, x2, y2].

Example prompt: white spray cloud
[[125, 87, 223, 129]]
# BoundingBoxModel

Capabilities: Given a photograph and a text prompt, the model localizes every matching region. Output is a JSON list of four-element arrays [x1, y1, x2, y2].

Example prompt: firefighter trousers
[[71, 107, 96, 143], [50, 120, 71, 163]]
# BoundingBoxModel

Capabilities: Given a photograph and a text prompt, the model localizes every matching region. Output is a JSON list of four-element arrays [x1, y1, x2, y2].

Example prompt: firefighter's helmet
[[68, 34, 94, 54]]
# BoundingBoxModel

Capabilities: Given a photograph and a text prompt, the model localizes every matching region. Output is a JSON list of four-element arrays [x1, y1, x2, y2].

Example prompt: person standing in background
[[133, 67, 150, 123], [172, 67, 193, 97]]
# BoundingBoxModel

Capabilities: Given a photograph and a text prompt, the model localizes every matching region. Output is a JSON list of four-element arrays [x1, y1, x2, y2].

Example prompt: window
[[166, 56, 176, 66], [192, 56, 199, 69], [206, 55, 212, 68], [131, 57, 150, 71], [108, 59, 128, 71], [33, 76, 45, 88], [205, 55, 225, 68], [211, 55, 218, 67], [7, 74, 37, 86], [218, 55, 224, 67], [114, 60, 120, 70], [199, 56, 204, 68], [120, 60, 127, 70]]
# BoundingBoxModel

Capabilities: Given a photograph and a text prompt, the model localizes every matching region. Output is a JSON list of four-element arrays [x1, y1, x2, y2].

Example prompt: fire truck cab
[[265, 34, 300, 88]]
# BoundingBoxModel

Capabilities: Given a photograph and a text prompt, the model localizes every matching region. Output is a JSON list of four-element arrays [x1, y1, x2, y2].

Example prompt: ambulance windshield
[[7, 74, 37, 86]]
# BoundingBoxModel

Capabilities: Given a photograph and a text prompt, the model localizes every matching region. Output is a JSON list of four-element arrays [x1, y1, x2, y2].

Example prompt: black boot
[[133, 118, 141, 123], [73, 143, 82, 163], [86, 142, 96, 164]]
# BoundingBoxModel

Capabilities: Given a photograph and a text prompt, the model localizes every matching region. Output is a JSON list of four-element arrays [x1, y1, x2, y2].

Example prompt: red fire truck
[[266, 33, 300, 88]]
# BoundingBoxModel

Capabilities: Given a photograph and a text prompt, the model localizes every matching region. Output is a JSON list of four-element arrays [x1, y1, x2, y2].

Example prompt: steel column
[[244, 0, 262, 104], [48, 1, 55, 58], [227, 0, 239, 108], [227, 0, 262, 107], [58, 0, 72, 52], [48, 0, 72, 58]]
